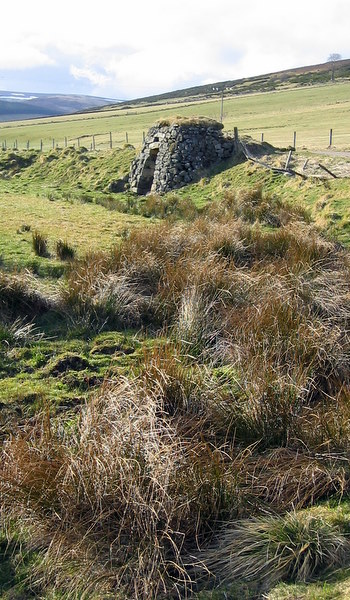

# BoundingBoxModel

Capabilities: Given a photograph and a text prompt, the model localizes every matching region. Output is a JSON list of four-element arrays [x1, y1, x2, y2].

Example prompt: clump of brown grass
[[0, 381, 186, 597], [140, 341, 211, 419], [209, 187, 311, 227], [0, 270, 51, 321], [32, 229, 49, 257], [119, 249, 164, 296], [61, 253, 155, 329], [208, 258, 350, 446], [0, 374, 241, 598], [140, 193, 199, 221], [241, 448, 350, 511], [295, 387, 350, 452], [55, 239, 75, 260]]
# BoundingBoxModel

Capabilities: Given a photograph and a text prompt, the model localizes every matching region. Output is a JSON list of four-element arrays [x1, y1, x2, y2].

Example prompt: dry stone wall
[[129, 120, 236, 194]]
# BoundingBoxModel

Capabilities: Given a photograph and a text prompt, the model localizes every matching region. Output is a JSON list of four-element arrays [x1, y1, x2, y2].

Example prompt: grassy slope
[[176, 158, 350, 244], [124, 58, 350, 104], [0, 190, 144, 270], [0, 147, 147, 273], [1, 80, 350, 150], [1, 145, 350, 262], [0, 147, 156, 466]]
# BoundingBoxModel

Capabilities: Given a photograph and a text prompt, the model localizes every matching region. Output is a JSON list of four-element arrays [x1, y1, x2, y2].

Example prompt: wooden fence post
[[329, 128, 333, 146], [285, 150, 293, 170], [125, 132, 129, 144], [261, 133, 264, 143], [293, 131, 296, 149], [40, 140, 43, 152], [109, 131, 112, 149], [52, 139, 55, 149], [78, 137, 80, 148], [142, 131, 145, 143], [92, 135, 95, 151], [27, 140, 29, 150], [64, 137, 67, 148], [233, 127, 239, 151]]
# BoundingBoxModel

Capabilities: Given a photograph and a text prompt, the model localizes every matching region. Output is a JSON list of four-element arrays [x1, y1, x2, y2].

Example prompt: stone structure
[[129, 118, 236, 195]]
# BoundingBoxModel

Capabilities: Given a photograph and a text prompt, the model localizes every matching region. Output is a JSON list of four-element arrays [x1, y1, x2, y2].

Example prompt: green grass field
[[0, 189, 146, 270], [1, 80, 350, 151]]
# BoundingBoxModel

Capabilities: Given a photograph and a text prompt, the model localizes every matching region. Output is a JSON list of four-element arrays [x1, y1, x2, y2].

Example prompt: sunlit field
[[1, 80, 350, 150]]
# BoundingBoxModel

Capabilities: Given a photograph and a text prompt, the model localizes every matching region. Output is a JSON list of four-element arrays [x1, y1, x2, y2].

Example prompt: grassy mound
[[200, 505, 350, 587], [156, 115, 224, 129]]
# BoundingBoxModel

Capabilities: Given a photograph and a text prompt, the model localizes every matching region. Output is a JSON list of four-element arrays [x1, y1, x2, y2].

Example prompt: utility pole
[[212, 87, 224, 123]]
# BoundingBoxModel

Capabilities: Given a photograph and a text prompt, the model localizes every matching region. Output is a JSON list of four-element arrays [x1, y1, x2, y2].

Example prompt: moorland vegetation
[[1, 140, 350, 599]]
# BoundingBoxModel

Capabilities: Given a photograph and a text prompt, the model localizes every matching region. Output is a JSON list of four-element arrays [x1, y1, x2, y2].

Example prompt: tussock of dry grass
[[207, 187, 311, 228], [0, 376, 242, 598], [241, 448, 350, 510], [32, 229, 49, 257], [199, 507, 350, 588], [0, 270, 51, 321]]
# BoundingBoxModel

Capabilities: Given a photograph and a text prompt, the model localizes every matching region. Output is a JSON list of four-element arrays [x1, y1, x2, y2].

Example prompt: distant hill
[[0, 92, 121, 122], [110, 58, 350, 109]]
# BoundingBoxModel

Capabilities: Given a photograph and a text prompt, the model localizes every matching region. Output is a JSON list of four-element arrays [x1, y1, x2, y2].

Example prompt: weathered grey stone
[[129, 119, 236, 195]]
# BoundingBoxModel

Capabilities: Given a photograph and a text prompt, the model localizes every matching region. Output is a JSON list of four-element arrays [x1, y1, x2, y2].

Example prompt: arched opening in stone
[[137, 147, 159, 194]]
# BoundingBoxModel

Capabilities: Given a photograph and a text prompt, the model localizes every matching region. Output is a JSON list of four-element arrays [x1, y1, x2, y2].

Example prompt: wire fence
[[1, 127, 349, 153], [0, 130, 147, 153], [238, 127, 350, 151]]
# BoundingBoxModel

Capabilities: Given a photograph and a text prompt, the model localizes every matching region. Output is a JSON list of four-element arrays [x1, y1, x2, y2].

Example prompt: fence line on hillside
[[0, 130, 148, 153], [0, 127, 347, 153], [253, 128, 334, 150]]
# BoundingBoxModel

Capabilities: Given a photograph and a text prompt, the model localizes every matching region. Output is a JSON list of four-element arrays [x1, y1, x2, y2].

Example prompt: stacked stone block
[[129, 120, 235, 195]]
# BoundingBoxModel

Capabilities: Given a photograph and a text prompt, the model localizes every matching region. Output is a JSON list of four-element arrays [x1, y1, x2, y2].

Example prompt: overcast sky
[[1, 0, 349, 99]]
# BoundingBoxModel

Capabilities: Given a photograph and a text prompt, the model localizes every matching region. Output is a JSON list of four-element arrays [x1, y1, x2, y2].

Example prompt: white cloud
[[0, 42, 54, 70], [70, 65, 110, 88], [1, 0, 350, 97]]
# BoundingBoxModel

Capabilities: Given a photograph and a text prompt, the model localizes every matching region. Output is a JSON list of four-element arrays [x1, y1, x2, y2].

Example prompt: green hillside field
[[1, 80, 350, 151]]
